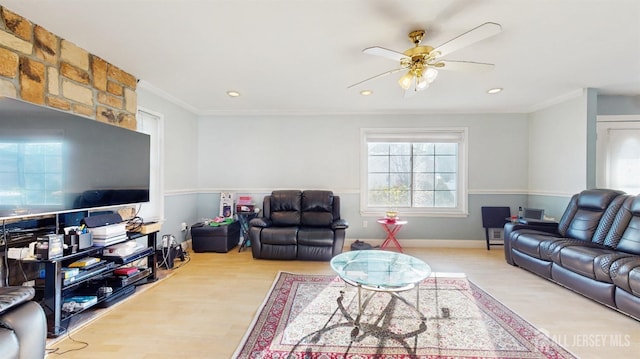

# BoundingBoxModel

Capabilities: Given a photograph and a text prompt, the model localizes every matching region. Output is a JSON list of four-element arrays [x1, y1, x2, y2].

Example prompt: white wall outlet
[[180, 222, 187, 231]]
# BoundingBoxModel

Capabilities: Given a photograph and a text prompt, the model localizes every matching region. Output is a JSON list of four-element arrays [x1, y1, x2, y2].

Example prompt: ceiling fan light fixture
[[351, 22, 502, 97], [487, 87, 503, 94], [226, 90, 241, 97], [360, 90, 373, 96], [416, 76, 428, 90], [398, 71, 414, 90], [425, 67, 438, 83]]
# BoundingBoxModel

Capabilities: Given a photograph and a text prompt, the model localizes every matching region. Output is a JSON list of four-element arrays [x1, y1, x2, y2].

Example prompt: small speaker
[[82, 213, 123, 228]]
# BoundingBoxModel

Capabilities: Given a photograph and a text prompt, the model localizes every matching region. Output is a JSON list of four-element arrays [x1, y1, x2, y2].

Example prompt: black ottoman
[[191, 221, 240, 253]]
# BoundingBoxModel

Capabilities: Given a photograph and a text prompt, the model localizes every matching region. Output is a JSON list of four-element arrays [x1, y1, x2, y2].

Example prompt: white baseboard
[[345, 238, 486, 249]]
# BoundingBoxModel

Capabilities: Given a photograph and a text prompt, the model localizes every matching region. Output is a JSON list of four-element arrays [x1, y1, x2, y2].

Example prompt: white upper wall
[[137, 87, 199, 192], [197, 113, 529, 194], [528, 92, 588, 195]]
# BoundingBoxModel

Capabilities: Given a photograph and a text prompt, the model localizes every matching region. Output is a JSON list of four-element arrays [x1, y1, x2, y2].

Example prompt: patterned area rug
[[234, 271, 576, 359]]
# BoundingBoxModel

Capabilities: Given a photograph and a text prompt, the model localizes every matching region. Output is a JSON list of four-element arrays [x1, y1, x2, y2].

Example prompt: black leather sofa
[[0, 286, 47, 359], [504, 188, 640, 320], [249, 190, 348, 260]]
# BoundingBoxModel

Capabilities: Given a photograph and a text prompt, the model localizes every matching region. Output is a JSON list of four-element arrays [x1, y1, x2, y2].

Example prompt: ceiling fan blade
[[347, 67, 407, 89], [432, 22, 502, 58], [438, 60, 495, 72], [363, 46, 408, 62]]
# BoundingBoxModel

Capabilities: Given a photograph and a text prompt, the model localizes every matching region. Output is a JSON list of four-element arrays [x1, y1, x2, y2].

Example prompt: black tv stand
[[39, 231, 158, 337]]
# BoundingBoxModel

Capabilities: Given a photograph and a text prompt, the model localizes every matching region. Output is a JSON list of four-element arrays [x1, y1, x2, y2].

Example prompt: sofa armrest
[[504, 222, 559, 239], [331, 219, 349, 230], [504, 222, 560, 265], [249, 217, 272, 228], [0, 287, 35, 314], [0, 301, 47, 359]]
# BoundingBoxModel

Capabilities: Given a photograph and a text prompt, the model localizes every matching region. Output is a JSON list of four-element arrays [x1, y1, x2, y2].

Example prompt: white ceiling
[[3, 0, 640, 116]]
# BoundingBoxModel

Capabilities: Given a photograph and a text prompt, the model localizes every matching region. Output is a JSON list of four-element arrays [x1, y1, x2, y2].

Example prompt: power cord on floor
[[45, 317, 90, 355]]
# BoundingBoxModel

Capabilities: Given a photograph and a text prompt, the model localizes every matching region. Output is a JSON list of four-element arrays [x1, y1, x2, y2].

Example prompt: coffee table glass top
[[330, 250, 431, 290]]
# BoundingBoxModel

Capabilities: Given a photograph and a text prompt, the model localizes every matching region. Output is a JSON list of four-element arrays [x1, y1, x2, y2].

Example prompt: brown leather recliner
[[249, 190, 349, 261]]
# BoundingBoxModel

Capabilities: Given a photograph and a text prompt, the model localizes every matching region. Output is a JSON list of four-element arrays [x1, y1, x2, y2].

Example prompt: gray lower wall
[[527, 194, 572, 221], [193, 191, 529, 243], [159, 190, 573, 245]]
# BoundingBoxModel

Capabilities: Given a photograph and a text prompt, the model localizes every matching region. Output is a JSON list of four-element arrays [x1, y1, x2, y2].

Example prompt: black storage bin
[[191, 221, 240, 253]]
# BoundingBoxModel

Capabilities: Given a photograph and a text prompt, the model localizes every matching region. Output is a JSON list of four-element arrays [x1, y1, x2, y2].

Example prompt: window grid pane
[[367, 141, 458, 209], [0, 142, 63, 206]]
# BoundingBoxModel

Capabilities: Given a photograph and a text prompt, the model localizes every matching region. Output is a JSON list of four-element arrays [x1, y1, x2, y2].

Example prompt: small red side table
[[377, 218, 408, 252]]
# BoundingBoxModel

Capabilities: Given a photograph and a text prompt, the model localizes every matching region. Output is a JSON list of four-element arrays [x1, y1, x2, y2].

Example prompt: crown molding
[[527, 89, 584, 113], [138, 80, 200, 115]]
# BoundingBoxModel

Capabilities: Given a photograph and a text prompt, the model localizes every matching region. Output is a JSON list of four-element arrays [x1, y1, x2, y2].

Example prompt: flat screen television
[[0, 96, 150, 220]]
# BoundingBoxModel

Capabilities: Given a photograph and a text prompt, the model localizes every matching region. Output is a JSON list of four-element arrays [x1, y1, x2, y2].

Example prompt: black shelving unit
[[39, 231, 158, 337]]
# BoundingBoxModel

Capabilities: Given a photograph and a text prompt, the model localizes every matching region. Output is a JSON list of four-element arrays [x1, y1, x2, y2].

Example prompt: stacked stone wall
[[0, 7, 137, 130]]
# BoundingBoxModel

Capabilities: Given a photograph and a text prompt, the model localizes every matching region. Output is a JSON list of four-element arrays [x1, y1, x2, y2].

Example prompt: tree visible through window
[[361, 128, 468, 216]]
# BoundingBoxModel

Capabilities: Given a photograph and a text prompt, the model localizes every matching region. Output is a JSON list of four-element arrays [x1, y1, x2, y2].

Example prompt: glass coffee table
[[330, 250, 432, 338]]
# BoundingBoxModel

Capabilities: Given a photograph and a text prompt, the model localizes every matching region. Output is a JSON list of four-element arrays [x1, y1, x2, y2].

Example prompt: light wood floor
[[46, 246, 640, 358]]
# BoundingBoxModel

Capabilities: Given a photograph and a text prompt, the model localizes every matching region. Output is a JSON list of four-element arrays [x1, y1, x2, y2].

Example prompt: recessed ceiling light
[[227, 91, 241, 97], [360, 90, 373, 96], [487, 88, 503, 94]]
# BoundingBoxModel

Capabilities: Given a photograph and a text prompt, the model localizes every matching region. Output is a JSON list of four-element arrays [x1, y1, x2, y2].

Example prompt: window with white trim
[[361, 128, 468, 216], [596, 117, 640, 194]]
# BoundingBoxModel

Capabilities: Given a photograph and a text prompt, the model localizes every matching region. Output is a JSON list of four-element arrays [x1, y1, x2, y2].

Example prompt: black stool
[[190, 221, 240, 253], [481, 206, 511, 250]]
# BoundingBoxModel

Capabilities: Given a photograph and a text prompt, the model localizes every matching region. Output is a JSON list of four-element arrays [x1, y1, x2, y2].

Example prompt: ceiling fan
[[348, 22, 502, 97]]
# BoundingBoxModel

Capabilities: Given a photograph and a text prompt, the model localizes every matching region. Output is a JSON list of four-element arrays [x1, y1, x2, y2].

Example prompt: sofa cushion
[[593, 252, 638, 283], [270, 190, 302, 226], [614, 198, 640, 254], [602, 196, 635, 248], [576, 188, 625, 211], [511, 232, 558, 259], [565, 209, 607, 242], [629, 268, 640, 296], [301, 191, 334, 227], [556, 245, 615, 280], [610, 257, 640, 294], [258, 244, 297, 260], [591, 194, 628, 245], [297, 228, 335, 246], [558, 189, 625, 241], [542, 239, 606, 263], [259, 227, 298, 245]]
